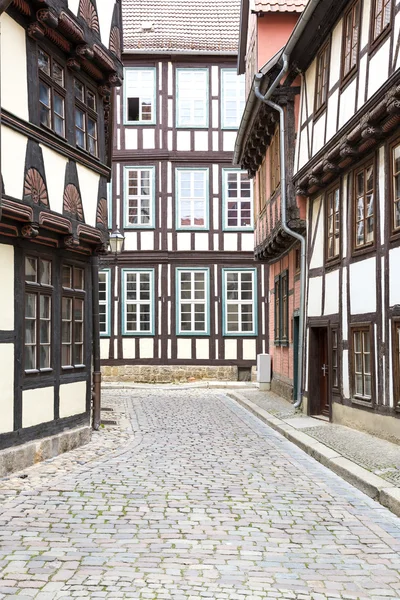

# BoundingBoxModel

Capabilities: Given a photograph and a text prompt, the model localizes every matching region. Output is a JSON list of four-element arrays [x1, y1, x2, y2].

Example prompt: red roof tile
[[254, 0, 306, 11], [122, 0, 241, 53]]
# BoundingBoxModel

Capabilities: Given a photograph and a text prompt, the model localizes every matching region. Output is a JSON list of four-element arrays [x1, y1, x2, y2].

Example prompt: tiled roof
[[122, 0, 241, 53], [254, 0, 307, 11]]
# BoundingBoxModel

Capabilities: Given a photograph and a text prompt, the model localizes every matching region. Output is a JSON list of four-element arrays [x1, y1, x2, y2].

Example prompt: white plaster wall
[[389, 246, 400, 305], [2, 127, 27, 200], [177, 338, 192, 359], [368, 39, 390, 99], [177, 131, 191, 151], [212, 100, 219, 128], [324, 269, 340, 315], [326, 90, 339, 142], [67, 0, 79, 15], [357, 55, 367, 110], [0, 14, 29, 120], [297, 127, 309, 173], [223, 132, 236, 152], [59, 381, 87, 419], [140, 338, 154, 359], [196, 339, 209, 360], [0, 344, 14, 434], [212, 131, 219, 151], [177, 232, 191, 251], [378, 145, 386, 244], [224, 339, 237, 360], [140, 231, 154, 251], [76, 164, 100, 227], [195, 131, 208, 151], [96, 0, 114, 49], [338, 79, 357, 130], [342, 349, 350, 398], [360, 0, 372, 48], [211, 66, 219, 96], [124, 232, 138, 251], [123, 338, 136, 359], [213, 195, 219, 229], [41, 146, 68, 214], [168, 63, 173, 95], [309, 197, 324, 269], [242, 233, 255, 251], [224, 233, 238, 251], [0, 244, 14, 330], [100, 338, 110, 360], [307, 276, 323, 316], [342, 266, 348, 340], [395, 13, 400, 71], [349, 257, 377, 314], [143, 129, 155, 150], [213, 233, 219, 250], [195, 233, 208, 251], [329, 20, 343, 88], [243, 339, 256, 360], [312, 113, 326, 155], [125, 129, 138, 150], [22, 387, 54, 429]]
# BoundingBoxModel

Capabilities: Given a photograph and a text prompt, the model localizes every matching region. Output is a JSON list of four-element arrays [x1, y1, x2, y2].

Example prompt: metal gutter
[[122, 49, 238, 56], [238, 0, 250, 75]]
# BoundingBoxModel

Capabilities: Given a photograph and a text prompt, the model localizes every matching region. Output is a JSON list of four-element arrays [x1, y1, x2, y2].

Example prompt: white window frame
[[223, 169, 254, 230], [99, 269, 111, 337], [176, 168, 209, 230], [122, 269, 154, 336], [176, 68, 209, 128], [124, 67, 156, 125], [124, 166, 155, 229], [221, 69, 245, 129], [223, 269, 257, 336], [176, 269, 210, 335]]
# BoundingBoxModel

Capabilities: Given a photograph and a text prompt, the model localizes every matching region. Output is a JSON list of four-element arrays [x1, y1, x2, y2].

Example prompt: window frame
[[221, 68, 245, 130], [122, 268, 155, 336], [222, 268, 257, 337], [325, 183, 341, 263], [270, 126, 281, 195], [352, 159, 376, 254], [123, 67, 157, 126], [341, 0, 361, 87], [123, 165, 156, 229], [390, 137, 400, 238], [274, 270, 289, 347], [314, 40, 330, 117], [24, 256, 53, 375], [222, 168, 254, 231], [99, 268, 111, 338], [175, 167, 209, 231], [369, 0, 393, 52], [392, 318, 400, 409], [37, 47, 66, 138], [331, 326, 340, 391], [176, 268, 210, 336], [350, 323, 375, 404], [61, 264, 86, 370], [74, 77, 98, 157], [176, 68, 209, 129]]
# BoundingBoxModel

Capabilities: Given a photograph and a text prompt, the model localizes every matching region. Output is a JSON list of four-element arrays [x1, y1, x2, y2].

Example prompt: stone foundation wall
[[102, 365, 238, 383], [271, 376, 294, 402]]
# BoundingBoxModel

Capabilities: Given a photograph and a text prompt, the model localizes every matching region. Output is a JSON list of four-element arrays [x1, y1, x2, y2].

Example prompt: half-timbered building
[[0, 0, 122, 470], [100, 0, 266, 383]]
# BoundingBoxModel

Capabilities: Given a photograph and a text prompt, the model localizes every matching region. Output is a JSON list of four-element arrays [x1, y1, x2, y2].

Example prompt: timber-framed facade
[[0, 0, 122, 467]]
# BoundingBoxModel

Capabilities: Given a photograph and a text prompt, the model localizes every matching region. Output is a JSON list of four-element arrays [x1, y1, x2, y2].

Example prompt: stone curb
[[103, 381, 258, 390], [228, 391, 400, 519]]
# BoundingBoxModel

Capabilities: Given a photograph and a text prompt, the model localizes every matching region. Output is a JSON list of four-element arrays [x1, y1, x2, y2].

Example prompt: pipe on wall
[[91, 255, 101, 430]]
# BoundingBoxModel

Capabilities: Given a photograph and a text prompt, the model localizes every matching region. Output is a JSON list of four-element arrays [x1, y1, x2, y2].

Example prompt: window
[[99, 270, 111, 337], [176, 168, 208, 229], [24, 257, 52, 373], [124, 167, 155, 228], [124, 68, 156, 124], [107, 181, 113, 229], [176, 269, 209, 335], [392, 142, 400, 232], [223, 269, 257, 336], [61, 265, 85, 368], [393, 321, 400, 406], [354, 163, 374, 249], [258, 157, 267, 213], [38, 48, 65, 137], [74, 79, 98, 156], [221, 69, 245, 129], [315, 42, 329, 113], [342, 0, 361, 80], [352, 326, 373, 401], [270, 126, 280, 194], [223, 170, 253, 229], [331, 328, 339, 389], [371, 0, 392, 43], [326, 185, 340, 261], [176, 69, 208, 128], [274, 270, 289, 346], [122, 269, 154, 335]]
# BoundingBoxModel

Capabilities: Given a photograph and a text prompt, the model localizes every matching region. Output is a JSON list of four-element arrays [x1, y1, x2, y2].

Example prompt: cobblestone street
[[1, 390, 400, 599]]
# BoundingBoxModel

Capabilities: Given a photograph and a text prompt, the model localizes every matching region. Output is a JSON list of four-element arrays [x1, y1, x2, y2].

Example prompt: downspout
[[92, 255, 101, 430]]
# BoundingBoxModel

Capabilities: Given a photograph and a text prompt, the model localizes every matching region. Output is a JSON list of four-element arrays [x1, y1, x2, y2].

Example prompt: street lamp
[[109, 228, 125, 255]]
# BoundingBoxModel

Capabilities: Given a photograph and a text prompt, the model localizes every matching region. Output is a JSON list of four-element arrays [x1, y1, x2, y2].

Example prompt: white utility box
[[257, 354, 271, 391]]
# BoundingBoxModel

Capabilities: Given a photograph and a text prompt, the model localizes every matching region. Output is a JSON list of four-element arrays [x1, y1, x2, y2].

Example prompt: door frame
[[308, 319, 332, 420]]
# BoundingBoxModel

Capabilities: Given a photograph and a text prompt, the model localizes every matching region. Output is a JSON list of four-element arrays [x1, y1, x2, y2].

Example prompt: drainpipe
[[91, 255, 101, 430]]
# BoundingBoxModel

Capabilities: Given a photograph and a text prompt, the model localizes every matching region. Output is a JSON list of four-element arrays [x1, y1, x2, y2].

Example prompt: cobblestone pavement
[[1, 390, 400, 599], [239, 390, 400, 487]]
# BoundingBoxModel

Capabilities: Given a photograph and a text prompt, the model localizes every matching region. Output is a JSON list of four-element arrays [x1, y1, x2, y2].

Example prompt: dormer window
[[74, 79, 98, 157], [38, 48, 65, 137]]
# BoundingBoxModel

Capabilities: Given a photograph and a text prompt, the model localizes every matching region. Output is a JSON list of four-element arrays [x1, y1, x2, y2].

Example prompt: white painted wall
[[224, 339, 237, 360], [196, 339, 209, 360], [140, 338, 154, 359], [0, 344, 14, 434], [22, 387, 54, 428], [143, 129, 155, 149], [368, 38, 390, 99], [2, 127, 27, 200], [140, 231, 154, 251], [389, 247, 400, 306], [59, 381, 87, 419], [307, 276, 323, 316], [312, 113, 326, 155], [329, 20, 342, 88], [224, 233, 238, 251], [223, 132, 237, 151], [195, 233, 209, 251], [76, 164, 100, 227], [96, 0, 114, 48], [100, 338, 110, 360], [0, 14, 28, 120], [125, 129, 138, 150], [243, 339, 256, 360], [177, 338, 191, 359], [0, 244, 14, 330], [123, 338, 136, 359], [195, 131, 208, 151], [124, 232, 138, 251], [309, 197, 324, 269], [338, 79, 356, 130], [349, 258, 377, 314], [177, 131, 191, 151], [177, 232, 191, 251], [41, 146, 68, 214], [324, 269, 339, 315]]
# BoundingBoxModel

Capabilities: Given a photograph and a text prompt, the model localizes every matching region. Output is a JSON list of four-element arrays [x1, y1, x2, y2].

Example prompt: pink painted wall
[[257, 13, 300, 70]]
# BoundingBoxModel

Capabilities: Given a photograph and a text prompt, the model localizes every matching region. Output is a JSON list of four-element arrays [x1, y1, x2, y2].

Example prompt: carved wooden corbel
[[28, 22, 45, 40], [21, 223, 39, 238], [76, 44, 94, 60], [37, 8, 59, 29], [67, 58, 81, 72]]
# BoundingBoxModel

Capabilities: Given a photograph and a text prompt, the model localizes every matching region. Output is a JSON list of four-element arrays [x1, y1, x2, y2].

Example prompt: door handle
[[321, 364, 328, 376]]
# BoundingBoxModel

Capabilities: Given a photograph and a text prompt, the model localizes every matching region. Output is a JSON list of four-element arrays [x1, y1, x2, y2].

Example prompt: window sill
[[122, 332, 155, 337], [177, 332, 210, 337], [313, 104, 326, 122], [340, 68, 357, 92], [123, 120, 157, 127], [351, 396, 373, 407], [351, 243, 376, 259], [369, 25, 391, 57], [223, 227, 255, 232], [124, 224, 156, 230], [176, 124, 208, 130], [176, 227, 210, 232], [223, 332, 257, 338], [61, 365, 86, 371]]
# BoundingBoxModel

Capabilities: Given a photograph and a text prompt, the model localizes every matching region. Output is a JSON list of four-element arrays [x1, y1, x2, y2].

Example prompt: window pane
[[74, 79, 84, 102], [62, 266, 72, 288], [25, 257, 37, 283], [25, 318, 36, 344], [25, 346, 36, 371], [40, 345, 51, 369], [38, 49, 50, 75], [127, 97, 140, 121], [39, 260, 51, 286], [62, 344, 71, 366], [53, 62, 64, 87], [62, 297, 72, 321], [25, 293, 36, 319], [87, 90, 96, 111]]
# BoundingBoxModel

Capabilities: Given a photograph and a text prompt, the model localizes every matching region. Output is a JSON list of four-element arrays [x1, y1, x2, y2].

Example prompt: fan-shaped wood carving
[[96, 198, 108, 229], [78, 0, 99, 33], [63, 184, 84, 221], [24, 168, 48, 206], [109, 26, 121, 58]]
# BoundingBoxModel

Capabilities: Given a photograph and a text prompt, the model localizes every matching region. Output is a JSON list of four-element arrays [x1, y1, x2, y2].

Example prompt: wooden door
[[318, 328, 329, 416]]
